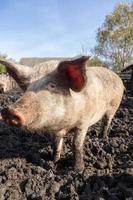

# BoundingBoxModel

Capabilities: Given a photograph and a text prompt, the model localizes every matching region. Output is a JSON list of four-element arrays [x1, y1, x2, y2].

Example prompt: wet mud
[[0, 89, 132, 200]]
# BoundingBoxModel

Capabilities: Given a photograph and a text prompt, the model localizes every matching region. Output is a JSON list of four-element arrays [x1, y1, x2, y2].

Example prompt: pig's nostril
[[10, 115, 22, 126], [1, 108, 25, 127]]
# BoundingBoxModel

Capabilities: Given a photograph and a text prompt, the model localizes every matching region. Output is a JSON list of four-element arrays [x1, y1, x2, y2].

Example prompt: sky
[[0, 0, 132, 61]]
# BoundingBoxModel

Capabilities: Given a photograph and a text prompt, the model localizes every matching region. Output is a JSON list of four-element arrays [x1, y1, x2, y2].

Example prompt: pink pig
[[0, 57, 124, 172]]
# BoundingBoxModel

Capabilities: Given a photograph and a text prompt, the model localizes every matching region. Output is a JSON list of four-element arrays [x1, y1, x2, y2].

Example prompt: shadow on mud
[[0, 121, 53, 165], [0, 120, 75, 173]]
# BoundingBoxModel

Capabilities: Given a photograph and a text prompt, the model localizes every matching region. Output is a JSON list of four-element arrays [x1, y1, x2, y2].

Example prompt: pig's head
[[0, 57, 89, 131]]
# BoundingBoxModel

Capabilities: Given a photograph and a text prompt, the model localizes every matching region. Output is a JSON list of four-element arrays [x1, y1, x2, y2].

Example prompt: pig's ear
[[0, 59, 32, 91], [58, 56, 89, 92]]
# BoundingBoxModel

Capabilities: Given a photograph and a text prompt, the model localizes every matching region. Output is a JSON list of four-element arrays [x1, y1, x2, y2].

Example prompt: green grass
[[0, 64, 6, 73]]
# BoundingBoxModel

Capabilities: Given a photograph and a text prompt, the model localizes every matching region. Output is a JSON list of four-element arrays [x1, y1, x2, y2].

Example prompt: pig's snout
[[1, 92, 41, 127], [1, 108, 25, 127]]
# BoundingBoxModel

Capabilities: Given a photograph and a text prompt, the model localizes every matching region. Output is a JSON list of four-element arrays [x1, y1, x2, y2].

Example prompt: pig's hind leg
[[102, 86, 124, 139], [101, 113, 113, 139], [102, 105, 119, 139]]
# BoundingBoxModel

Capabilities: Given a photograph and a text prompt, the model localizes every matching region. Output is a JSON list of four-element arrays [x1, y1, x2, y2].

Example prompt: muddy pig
[[0, 73, 18, 93], [0, 57, 124, 172]]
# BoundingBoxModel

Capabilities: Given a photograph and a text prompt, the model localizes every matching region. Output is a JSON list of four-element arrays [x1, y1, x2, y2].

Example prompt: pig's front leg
[[53, 130, 66, 163], [53, 136, 64, 162], [73, 127, 88, 172]]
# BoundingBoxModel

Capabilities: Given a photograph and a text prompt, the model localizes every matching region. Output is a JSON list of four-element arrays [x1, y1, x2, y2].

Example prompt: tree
[[93, 3, 133, 71], [88, 56, 107, 67]]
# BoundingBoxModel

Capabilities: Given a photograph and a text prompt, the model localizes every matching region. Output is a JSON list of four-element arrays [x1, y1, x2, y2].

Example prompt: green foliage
[[0, 53, 7, 74], [0, 64, 6, 73], [94, 3, 133, 71], [88, 56, 106, 67]]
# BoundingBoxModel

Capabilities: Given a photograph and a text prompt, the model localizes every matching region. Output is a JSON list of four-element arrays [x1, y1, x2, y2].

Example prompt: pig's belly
[[86, 103, 107, 127]]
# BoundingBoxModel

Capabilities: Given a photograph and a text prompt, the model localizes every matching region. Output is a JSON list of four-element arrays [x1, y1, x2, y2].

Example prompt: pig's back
[[86, 66, 124, 99]]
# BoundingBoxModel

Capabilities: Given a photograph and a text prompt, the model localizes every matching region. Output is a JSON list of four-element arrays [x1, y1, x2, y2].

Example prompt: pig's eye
[[47, 82, 56, 91]]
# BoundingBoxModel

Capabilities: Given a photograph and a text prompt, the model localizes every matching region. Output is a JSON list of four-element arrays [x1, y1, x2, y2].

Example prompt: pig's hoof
[[53, 155, 60, 163], [103, 135, 109, 142], [74, 163, 84, 173]]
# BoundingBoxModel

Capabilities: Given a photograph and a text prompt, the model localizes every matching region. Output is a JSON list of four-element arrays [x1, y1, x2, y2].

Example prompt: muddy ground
[[0, 89, 132, 200]]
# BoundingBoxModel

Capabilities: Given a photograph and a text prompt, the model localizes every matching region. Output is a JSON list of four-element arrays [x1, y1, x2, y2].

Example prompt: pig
[[0, 73, 18, 93], [0, 57, 124, 172], [0, 82, 5, 93]]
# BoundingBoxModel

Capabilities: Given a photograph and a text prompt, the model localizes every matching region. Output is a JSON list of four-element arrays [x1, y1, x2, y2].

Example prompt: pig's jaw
[[25, 117, 44, 131], [24, 108, 67, 132]]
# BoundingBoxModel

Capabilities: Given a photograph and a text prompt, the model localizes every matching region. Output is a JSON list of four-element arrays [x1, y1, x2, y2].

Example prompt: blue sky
[[0, 0, 131, 61]]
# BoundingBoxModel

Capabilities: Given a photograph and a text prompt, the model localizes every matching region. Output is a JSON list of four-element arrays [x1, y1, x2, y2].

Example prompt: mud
[[0, 89, 132, 200]]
